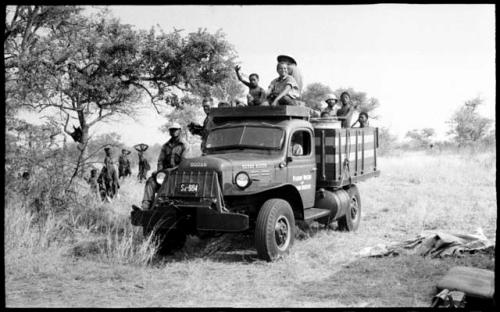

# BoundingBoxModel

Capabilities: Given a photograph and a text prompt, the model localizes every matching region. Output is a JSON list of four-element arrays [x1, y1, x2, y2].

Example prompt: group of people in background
[[87, 144, 151, 202]]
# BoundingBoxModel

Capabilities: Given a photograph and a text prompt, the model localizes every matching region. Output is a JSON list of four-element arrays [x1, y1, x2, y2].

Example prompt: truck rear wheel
[[338, 185, 361, 232], [255, 199, 295, 261]]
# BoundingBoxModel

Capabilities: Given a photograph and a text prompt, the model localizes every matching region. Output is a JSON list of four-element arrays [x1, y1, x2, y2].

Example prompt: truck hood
[[179, 151, 283, 173]]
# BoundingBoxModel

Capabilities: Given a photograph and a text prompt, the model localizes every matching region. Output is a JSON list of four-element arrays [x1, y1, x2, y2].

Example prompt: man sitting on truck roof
[[277, 55, 303, 95], [234, 65, 267, 106], [266, 62, 300, 106]]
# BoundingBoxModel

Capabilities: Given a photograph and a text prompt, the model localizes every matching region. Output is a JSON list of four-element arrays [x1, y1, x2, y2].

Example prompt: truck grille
[[163, 169, 222, 199]]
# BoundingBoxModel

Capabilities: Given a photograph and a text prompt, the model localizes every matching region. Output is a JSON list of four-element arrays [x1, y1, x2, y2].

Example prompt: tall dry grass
[[4, 175, 158, 267], [4, 147, 496, 307]]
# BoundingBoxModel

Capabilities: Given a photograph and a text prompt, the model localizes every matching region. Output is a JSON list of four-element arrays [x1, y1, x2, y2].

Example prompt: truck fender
[[258, 184, 304, 220]]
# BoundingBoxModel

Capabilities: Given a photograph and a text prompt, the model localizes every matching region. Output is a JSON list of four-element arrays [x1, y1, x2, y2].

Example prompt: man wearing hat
[[118, 149, 132, 179], [139, 122, 186, 210], [188, 97, 215, 150], [277, 55, 303, 95], [321, 94, 339, 117]]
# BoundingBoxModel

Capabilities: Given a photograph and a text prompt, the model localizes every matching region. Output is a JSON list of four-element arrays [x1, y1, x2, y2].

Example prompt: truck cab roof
[[210, 106, 311, 123]]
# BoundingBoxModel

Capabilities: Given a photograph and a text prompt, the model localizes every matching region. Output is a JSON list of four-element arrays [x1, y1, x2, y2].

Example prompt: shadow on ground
[[291, 249, 495, 307]]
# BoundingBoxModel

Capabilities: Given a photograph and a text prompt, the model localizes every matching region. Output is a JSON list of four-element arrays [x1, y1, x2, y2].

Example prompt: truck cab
[[131, 106, 380, 261]]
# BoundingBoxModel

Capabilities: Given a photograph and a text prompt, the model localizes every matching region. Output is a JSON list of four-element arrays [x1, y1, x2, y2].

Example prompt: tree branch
[[131, 82, 160, 114]]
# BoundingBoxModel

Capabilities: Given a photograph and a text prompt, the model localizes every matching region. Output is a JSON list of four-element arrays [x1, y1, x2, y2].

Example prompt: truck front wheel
[[338, 185, 361, 231], [255, 199, 295, 261]]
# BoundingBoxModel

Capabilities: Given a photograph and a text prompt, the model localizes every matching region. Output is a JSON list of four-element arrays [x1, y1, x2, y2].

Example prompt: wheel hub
[[350, 197, 358, 220], [275, 216, 290, 250]]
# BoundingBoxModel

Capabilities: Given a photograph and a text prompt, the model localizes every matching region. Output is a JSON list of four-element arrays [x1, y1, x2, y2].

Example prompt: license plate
[[178, 183, 199, 194]]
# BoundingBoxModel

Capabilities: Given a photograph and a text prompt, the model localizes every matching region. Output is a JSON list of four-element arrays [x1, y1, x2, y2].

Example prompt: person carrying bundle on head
[[134, 143, 150, 183]]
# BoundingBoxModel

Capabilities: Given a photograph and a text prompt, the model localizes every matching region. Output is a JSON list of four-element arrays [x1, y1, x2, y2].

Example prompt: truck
[[131, 105, 380, 261]]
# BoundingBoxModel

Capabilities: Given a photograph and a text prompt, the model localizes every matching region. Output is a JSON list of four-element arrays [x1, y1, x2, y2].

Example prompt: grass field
[[4, 149, 496, 307]]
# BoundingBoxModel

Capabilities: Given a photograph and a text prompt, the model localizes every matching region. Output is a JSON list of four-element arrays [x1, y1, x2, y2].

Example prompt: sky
[[19, 4, 496, 145]]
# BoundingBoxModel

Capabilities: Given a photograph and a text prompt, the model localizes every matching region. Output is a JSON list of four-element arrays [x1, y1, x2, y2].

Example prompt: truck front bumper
[[131, 204, 249, 232]]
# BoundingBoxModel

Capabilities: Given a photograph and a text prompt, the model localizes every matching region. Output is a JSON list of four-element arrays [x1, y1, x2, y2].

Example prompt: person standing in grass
[[118, 149, 132, 179], [137, 122, 186, 211], [87, 168, 101, 201], [234, 65, 267, 106], [103, 147, 120, 201], [134, 144, 150, 183]]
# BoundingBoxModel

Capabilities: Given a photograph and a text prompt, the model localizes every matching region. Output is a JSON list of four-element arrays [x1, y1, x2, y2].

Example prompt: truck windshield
[[205, 126, 284, 151]]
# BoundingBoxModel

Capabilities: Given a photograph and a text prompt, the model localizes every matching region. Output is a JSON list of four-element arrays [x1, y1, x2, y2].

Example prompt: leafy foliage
[[5, 6, 240, 183], [301, 84, 380, 117], [301, 82, 333, 110], [447, 97, 492, 146], [405, 128, 436, 148], [378, 127, 398, 155]]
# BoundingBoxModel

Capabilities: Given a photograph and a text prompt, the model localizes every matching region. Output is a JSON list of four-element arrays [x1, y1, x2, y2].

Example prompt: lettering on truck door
[[287, 129, 316, 208]]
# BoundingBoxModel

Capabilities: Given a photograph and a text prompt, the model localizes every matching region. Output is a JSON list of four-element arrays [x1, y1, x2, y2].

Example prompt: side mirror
[[286, 156, 293, 162]]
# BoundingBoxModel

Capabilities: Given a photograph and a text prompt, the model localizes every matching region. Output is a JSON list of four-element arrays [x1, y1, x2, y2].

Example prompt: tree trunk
[[78, 125, 89, 178]]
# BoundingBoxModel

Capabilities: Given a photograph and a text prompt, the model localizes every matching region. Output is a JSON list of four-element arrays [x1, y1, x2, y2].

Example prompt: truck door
[[286, 128, 316, 208]]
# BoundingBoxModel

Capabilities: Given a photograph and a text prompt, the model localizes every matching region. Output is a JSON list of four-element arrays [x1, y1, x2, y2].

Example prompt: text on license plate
[[179, 183, 199, 193]]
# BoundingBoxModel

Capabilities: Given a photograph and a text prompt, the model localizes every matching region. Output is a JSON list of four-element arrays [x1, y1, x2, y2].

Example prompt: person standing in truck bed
[[352, 112, 370, 128], [321, 94, 339, 117], [235, 65, 267, 106], [336, 91, 355, 128]]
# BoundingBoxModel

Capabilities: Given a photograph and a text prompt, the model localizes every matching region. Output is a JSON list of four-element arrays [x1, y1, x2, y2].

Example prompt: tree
[[447, 97, 493, 146], [405, 128, 436, 148], [334, 87, 380, 117], [378, 127, 398, 155], [301, 82, 333, 111], [301, 83, 380, 117], [4, 6, 82, 118], [6, 7, 240, 182]]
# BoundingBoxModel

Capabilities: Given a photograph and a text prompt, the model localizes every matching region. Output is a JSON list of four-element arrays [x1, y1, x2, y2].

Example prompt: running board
[[303, 208, 331, 222]]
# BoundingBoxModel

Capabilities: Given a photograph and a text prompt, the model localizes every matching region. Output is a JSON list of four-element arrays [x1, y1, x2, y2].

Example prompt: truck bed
[[314, 127, 380, 188]]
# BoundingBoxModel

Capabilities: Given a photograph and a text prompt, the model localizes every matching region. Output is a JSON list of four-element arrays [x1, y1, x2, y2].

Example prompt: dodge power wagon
[[131, 106, 380, 261]]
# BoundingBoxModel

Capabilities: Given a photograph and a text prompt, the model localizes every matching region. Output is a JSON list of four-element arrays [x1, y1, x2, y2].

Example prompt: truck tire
[[154, 228, 187, 255], [338, 185, 361, 232], [144, 226, 186, 255], [255, 198, 295, 261]]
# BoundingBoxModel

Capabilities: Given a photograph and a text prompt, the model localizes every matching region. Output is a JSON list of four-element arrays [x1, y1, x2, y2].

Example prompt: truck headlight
[[156, 171, 167, 185], [235, 171, 251, 189]]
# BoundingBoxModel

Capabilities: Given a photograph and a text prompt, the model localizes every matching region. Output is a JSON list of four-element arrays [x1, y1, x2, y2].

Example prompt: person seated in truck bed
[[336, 91, 355, 128], [234, 65, 267, 106], [266, 62, 300, 106]]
